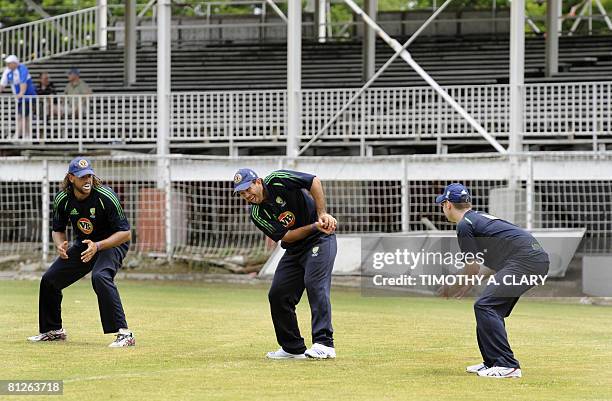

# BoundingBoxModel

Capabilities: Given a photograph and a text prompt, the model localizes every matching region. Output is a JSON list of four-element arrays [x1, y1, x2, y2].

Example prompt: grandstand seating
[[25, 35, 612, 92]]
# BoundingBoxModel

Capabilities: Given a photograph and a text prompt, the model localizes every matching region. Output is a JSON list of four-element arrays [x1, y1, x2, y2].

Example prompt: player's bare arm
[[16, 82, 26, 98], [281, 221, 334, 244], [52, 231, 68, 259], [309, 177, 337, 231]]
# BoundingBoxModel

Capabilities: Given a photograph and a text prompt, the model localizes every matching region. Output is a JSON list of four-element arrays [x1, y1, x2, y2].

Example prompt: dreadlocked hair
[[61, 173, 102, 194]]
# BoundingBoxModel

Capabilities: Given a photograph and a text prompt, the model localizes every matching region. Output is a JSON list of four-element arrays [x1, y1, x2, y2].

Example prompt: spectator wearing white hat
[[0, 55, 37, 139]]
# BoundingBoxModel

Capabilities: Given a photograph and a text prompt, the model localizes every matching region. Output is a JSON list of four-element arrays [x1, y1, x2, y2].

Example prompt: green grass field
[[1, 279, 612, 401]]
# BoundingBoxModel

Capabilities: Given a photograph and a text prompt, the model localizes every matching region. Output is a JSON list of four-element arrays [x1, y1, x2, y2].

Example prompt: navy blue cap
[[233, 168, 258, 193], [68, 157, 95, 178], [435, 183, 471, 204], [67, 67, 80, 76]]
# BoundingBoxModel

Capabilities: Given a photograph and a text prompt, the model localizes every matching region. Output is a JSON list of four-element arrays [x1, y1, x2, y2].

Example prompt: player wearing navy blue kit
[[436, 183, 549, 378], [28, 157, 135, 348], [233, 168, 337, 359]]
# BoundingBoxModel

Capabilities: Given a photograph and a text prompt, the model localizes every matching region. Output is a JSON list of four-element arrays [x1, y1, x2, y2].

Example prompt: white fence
[[0, 82, 611, 149], [0, 94, 157, 148], [0, 7, 99, 64], [0, 153, 610, 264]]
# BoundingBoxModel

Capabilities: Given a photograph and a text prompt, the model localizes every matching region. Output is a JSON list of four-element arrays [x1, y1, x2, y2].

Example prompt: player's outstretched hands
[[318, 213, 337, 232], [81, 239, 98, 263], [57, 241, 69, 259], [436, 283, 473, 299]]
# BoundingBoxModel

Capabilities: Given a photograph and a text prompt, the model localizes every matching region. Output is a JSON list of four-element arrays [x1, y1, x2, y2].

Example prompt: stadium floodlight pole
[[265, 0, 287, 23], [298, 0, 453, 156], [298, 0, 507, 155]]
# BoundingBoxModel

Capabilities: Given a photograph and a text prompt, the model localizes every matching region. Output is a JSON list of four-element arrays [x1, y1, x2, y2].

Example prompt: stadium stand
[[24, 35, 612, 92]]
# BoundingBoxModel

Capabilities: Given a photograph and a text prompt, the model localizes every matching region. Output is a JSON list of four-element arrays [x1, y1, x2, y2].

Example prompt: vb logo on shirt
[[77, 218, 94, 234], [277, 211, 295, 228]]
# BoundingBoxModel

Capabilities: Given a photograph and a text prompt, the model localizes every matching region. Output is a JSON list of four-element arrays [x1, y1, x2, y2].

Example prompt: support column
[[157, 0, 172, 258], [316, 0, 327, 43], [157, 0, 170, 159], [124, 0, 137, 85], [509, 0, 524, 190], [362, 0, 377, 81], [509, 0, 524, 155], [97, 0, 108, 49], [287, 0, 301, 158], [545, 0, 560, 77]]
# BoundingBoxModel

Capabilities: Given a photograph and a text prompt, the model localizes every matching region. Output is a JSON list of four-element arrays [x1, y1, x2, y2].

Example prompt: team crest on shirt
[[78, 159, 89, 168], [233, 173, 242, 184], [275, 196, 286, 207], [77, 218, 94, 234], [277, 211, 295, 228], [312, 246, 319, 257], [89, 208, 96, 218]]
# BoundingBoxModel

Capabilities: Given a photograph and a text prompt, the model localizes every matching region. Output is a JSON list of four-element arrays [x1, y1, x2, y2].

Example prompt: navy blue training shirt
[[249, 170, 322, 252], [456, 209, 549, 271], [52, 185, 130, 244]]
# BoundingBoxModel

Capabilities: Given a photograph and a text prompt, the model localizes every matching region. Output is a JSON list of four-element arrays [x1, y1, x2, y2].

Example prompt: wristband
[[311, 223, 318, 232], [95, 242, 100, 251]]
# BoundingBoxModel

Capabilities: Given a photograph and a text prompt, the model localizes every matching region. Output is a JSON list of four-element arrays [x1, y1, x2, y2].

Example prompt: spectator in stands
[[64, 68, 92, 116], [64, 68, 92, 95], [36, 71, 58, 116], [0, 55, 37, 139]]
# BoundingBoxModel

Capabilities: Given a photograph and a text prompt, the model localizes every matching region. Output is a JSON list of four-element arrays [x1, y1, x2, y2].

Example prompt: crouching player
[[28, 157, 135, 347], [436, 183, 549, 378]]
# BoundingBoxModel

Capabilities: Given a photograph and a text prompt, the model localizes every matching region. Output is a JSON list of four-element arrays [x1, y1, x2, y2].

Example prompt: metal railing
[[0, 7, 99, 64], [301, 85, 511, 141], [0, 94, 157, 149], [523, 81, 612, 138], [0, 82, 611, 149], [171, 90, 286, 141]]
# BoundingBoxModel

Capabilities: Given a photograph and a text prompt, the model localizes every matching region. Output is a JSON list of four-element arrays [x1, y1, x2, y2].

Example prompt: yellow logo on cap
[[78, 159, 88, 168], [234, 173, 242, 184]]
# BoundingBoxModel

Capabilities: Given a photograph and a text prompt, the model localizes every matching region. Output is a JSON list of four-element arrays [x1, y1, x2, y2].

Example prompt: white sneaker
[[477, 366, 522, 378], [108, 330, 135, 348], [305, 343, 336, 359], [466, 362, 489, 374], [266, 348, 306, 359], [27, 328, 67, 342]]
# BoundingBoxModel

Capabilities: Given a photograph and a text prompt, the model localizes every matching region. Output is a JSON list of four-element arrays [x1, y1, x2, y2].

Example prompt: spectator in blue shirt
[[0, 55, 37, 138]]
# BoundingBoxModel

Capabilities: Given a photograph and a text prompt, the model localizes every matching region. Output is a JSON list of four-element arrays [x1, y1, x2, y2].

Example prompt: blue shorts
[[17, 100, 32, 116]]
